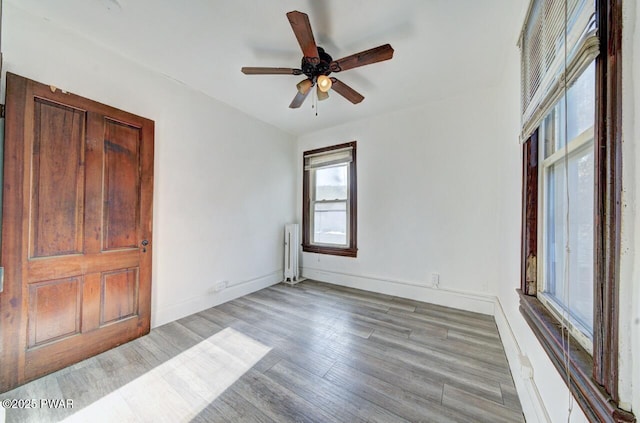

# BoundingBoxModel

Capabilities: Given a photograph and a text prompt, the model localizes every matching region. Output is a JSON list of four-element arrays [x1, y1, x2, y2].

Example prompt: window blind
[[304, 147, 353, 170], [520, 0, 598, 140]]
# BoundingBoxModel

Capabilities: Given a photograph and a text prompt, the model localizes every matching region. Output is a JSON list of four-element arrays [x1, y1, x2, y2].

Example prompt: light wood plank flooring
[[1, 280, 524, 422]]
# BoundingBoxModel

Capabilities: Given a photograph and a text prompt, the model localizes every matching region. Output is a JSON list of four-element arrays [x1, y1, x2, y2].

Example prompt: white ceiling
[[9, 0, 528, 135]]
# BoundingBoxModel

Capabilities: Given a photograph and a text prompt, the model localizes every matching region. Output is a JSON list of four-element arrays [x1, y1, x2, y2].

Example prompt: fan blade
[[330, 44, 394, 72], [289, 89, 311, 109], [330, 78, 364, 104], [241, 67, 302, 75], [286, 11, 319, 60]]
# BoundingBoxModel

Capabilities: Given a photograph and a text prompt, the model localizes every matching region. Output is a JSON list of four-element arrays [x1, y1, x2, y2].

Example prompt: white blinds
[[304, 147, 353, 170], [520, 0, 598, 140]]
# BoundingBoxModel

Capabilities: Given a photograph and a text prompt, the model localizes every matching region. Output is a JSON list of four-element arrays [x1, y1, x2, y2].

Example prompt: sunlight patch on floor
[[62, 328, 271, 422]]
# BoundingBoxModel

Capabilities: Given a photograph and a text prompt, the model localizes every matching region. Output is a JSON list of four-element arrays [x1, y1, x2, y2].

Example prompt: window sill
[[302, 244, 357, 258], [518, 290, 635, 422]]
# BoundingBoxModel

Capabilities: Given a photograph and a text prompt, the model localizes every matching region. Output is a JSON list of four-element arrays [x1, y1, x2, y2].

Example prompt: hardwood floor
[[0, 280, 524, 422]]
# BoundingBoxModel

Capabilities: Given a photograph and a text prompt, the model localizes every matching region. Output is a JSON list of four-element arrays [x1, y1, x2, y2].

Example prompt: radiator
[[283, 224, 300, 284]]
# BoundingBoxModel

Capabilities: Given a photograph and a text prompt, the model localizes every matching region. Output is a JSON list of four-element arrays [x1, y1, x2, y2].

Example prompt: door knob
[[141, 239, 149, 252]]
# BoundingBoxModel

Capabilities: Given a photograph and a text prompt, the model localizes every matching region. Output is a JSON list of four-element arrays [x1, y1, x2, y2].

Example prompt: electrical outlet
[[431, 272, 440, 288]]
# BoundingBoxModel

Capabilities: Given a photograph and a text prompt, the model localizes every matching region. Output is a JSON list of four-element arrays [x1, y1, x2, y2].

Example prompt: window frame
[[519, 1, 635, 421], [302, 142, 357, 257]]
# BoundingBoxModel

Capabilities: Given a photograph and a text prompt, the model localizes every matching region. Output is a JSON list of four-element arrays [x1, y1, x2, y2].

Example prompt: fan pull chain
[[311, 85, 318, 116]]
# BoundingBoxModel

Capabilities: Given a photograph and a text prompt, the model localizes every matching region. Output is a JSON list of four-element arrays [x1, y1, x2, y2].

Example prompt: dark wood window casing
[[519, 1, 635, 421], [302, 142, 357, 258]]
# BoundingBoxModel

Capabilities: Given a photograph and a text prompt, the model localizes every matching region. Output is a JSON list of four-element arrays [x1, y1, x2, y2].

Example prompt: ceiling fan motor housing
[[301, 47, 333, 80]]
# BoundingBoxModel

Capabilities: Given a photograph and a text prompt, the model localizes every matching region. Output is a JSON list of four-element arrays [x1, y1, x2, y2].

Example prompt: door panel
[[103, 119, 141, 251], [30, 99, 85, 258], [27, 277, 82, 347], [0, 73, 154, 392], [101, 268, 139, 325]]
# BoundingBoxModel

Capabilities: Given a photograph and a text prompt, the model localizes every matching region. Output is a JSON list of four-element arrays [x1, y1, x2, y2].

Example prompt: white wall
[[294, 60, 584, 421], [620, 0, 639, 414], [1, 3, 296, 327], [296, 85, 509, 315], [294, 45, 590, 421], [296, 2, 639, 422]]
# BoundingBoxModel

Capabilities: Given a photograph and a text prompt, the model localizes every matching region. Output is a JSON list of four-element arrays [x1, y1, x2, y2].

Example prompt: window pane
[[313, 202, 347, 245], [545, 143, 594, 335], [567, 62, 595, 141], [315, 165, 347, 201], [543, 107, 557, 159], [543, 63, 595, 159]]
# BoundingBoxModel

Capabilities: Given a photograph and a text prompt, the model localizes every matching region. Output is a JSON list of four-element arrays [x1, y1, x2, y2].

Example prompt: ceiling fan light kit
[[317, 75, 332, 93], [317, 87, 329, 101], [241, 10, 394, 110], [296, 79, 313, 95]]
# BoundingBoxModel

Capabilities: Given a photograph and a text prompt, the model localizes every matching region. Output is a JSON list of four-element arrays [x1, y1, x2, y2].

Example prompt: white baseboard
[[301, 267, 496, 315], [301, 266, 551, 422], [494, 299, 551, 423], [151, 270, 282, 328]]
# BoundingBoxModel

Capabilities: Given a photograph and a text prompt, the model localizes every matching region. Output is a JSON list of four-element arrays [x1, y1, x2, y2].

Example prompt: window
[[302, 142, 357, 257], [538, 63, 595, 352], [519, 0, 634, 421]]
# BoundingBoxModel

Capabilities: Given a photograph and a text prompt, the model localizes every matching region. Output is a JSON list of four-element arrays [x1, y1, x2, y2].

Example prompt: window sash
[[310, 199, 350, 247], [538, 128, 594, 353], [535, 60, 596, 351], [309, 162, 350, 248]]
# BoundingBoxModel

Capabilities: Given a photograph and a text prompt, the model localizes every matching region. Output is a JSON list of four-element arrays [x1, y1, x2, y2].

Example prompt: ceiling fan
[[241, 11, 394, 109]]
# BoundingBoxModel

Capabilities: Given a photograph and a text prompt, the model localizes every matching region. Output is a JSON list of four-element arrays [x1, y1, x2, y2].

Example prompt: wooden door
[[0, 73, 154, 392]]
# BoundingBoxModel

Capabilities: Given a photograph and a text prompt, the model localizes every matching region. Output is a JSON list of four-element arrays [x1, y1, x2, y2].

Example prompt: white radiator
[[283, 224, 300, 284]]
